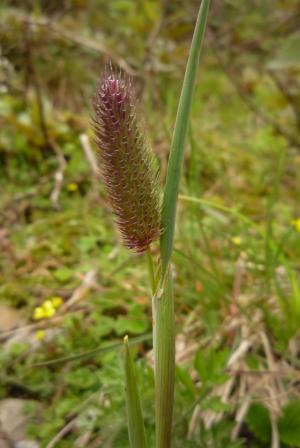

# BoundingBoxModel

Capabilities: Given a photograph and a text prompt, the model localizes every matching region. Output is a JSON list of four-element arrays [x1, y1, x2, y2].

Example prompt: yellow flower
[[42, 300, 56, 318], [44, 308, 55, 318], [67, 182, 78, 192], [232, 236, 242, 246], [292, 218, 300, 233], [35, 330, 46, 341], [43, 300, 53, 309], [33, 307, 45, 320], [51, 296, 63, 309], [33, 300, 57, 320]]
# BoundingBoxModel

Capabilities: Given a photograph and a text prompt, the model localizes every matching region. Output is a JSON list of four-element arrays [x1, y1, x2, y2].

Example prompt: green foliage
[[195, 348, 229, 386], [184, 420, 245, 448], [246, 400, 300, 447], [1, 0, 300, 446], [53, 267, 73, 284], [160, 0, 211, 278], [278, 401, 300, 447], [176, 365, 196, 399], [124, 337, 147, 448], [246, 403, 272, 443]]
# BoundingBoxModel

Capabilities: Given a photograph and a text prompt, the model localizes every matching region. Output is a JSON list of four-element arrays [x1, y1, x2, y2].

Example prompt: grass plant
[[93, 1, 211, 446], [1, 1, 300, 447]]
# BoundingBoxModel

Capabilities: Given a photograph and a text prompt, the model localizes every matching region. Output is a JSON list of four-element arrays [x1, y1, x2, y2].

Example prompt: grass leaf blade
[[124, 335, 147, 448], [160, 0, 211, 276]]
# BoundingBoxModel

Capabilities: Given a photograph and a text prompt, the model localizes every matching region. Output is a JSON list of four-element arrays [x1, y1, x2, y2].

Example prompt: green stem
[[146, 246, 156, 294], [124, 335, 148, 448], [152, 2, 210, 445], [153, 268, 175, 448], [146, 250, 175, 447]]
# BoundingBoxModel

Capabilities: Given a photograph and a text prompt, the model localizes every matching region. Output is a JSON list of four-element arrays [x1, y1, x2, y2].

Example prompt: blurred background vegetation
[[1, 0, 300, 447]]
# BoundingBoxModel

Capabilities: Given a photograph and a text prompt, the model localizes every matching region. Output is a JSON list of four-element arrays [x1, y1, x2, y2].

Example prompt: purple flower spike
[[93, 67, 161, 253]]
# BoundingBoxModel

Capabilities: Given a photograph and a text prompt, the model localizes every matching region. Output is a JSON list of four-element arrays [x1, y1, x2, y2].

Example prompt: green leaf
[[246, 403, 271, 443], [202, 395, 231, 413], [53, 267, 73, 284], [194, 348, 229, 385], [115, 315, 149, 335], [29, 333, 152, 367], [124, 336, 147, 448], [65, 367, 99, 390], [278, 400, 300, 446], [154, 2, 212, 435], [160, 0, 211, 278], [77, 235, 99, 253], [289, 269, 300, 327], [176, 365, 196, 398]]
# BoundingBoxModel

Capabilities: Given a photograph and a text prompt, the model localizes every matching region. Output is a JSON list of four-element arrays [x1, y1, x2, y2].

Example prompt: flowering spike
[[93, 67, 161, 253]]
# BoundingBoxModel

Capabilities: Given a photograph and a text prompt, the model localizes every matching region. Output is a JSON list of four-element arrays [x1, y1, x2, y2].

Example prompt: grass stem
[[146, 246, 156, 294], [153, 269, 175, 448]]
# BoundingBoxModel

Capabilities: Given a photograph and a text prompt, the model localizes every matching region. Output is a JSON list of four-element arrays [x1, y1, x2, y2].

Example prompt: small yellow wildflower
[[35, 330, 46, 341], [51, 296, 63, 309], [33, 300, 57, 320], [33, 306, 44, 320], [292, 218, 300, 233], [43, 308, 55, 318], [67, 182, 78, 192], [232, 236, 242, 246], [42, 300, 56, 318]]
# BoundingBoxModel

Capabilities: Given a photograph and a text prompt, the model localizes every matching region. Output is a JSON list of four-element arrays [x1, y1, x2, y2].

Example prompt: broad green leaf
[[278, 400, 300, 446], [246, 403, 271, 443]]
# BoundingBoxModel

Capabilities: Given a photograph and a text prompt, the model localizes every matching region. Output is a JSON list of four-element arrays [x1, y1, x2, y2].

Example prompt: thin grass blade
[[124, 335, 147, 448], [160, 0, 211, 278], [30, 333, 152, 368]]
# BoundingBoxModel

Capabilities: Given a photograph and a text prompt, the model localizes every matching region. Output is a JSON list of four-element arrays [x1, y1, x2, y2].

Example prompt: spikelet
[[93, 67, 161, 253]]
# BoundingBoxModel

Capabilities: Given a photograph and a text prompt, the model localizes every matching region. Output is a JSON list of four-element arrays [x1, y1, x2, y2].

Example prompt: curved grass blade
[[160, 0, 211, 278], [178, 194, 255, 227], [28, 333, 152, 368], [124, 335, 147, 448]]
